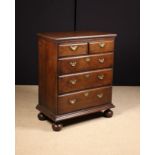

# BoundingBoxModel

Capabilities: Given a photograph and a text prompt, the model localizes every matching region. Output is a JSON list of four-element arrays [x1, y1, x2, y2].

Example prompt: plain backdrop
[[15, 0, 140, 85]]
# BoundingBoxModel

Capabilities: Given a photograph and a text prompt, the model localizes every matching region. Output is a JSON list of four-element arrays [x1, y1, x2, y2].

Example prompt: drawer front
[[58, 87, 112, 114], [58, 53, 113, 75], [59, 69, 112, 94], [89, 39, 114, 53], [59, 42, 88, 57]]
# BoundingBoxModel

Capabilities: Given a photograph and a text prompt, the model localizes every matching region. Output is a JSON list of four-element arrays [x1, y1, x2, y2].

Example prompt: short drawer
[[89, 39, 114, 53], [58, 86, 112, 114], [58, 42, 88, 57], [58, 53, 113, 75], [59, 69, 112, 94]]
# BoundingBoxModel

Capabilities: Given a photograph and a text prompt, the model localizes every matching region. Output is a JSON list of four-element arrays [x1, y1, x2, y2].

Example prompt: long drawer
[[59, 69, 113, 94], [58, 53, 113, 75], [58, 86, 112, 114]]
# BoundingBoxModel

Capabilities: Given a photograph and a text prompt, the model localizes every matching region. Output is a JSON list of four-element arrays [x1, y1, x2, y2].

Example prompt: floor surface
[[16, 86, 140, 155]]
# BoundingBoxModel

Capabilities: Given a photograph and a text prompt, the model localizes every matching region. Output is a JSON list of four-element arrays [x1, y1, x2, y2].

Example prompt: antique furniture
[[36, 32, 117, 131]]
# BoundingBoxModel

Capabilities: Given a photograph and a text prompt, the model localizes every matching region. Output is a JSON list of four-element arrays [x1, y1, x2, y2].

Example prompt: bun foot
[[52, 123, 63, 131], [38, 112, 47, 121], [103, 109, 113, 118]]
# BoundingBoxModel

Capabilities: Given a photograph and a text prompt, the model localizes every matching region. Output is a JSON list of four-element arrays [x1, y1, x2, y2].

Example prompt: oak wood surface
[[58, 86, 112, 114], [37, 31, 117, 41], [58, 53, 113, 74], [59, 69, 113, 94], [89, 39, 114, 53], [59, 42, 88, 57], [37, 103, 115, 122], [38, 37, 58, 114]]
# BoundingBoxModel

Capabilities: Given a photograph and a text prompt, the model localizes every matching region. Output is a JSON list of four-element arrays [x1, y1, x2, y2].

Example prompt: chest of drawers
[[36, 32, 117, 131]]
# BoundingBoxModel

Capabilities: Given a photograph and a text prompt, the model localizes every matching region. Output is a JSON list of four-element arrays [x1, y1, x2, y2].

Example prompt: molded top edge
[[37, 31, 117, 40]]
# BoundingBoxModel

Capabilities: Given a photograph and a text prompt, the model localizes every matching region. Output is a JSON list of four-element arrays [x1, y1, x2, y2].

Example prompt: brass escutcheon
[[99, 42, 105, 48], [69, 99, 77, 104], [70, 79, 77, 85], [85, 74, 90, 78], [85, 57, 91, 62], [70, 61, 77, 67], [70, 45, 78, 51], [84, 92, 89, 97], [97, 93, 103, 98], [98, 74, 104, 80], [99, 58, 105, 63]]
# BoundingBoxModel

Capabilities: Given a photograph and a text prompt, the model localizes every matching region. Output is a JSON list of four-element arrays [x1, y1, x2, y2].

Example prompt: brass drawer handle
[[97, 93, 103, 98], [70, 61, 77, 67], [98, 74, 104, 80], [99, 42, 105, 48], [70, 45, 78, 51], [70, 79, 77, 85], [84, 92, 89, 97], [85, 74, 90, 78], [69, 99, 77, 105], [99, 58, 105, 63], [85, 57, 91, 62]]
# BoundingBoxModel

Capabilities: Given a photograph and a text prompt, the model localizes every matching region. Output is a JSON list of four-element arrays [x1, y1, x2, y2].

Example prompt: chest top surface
[[37, 31, 117, 41]]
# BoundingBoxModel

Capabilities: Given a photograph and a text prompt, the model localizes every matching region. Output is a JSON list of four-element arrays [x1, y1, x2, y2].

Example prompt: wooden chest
[[36, 32, 117, 131]]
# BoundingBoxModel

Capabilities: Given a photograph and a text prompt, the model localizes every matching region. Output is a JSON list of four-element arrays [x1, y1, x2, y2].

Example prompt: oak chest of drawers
[[36, 32, 117, 131]]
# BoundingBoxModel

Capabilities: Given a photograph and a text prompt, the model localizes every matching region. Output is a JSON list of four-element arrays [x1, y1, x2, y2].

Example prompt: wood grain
[[59, 69, 113, 94], [58, 86, 112, 114], [89, 38, 114, 53], [37, 31, 117, 41], [58, 53, 113, 74], [59, 42, 88, 57], [38, 37, 58, 114]]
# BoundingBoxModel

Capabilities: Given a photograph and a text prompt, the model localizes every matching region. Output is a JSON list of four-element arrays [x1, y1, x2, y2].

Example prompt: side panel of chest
[[38, 37, 58, 114]]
